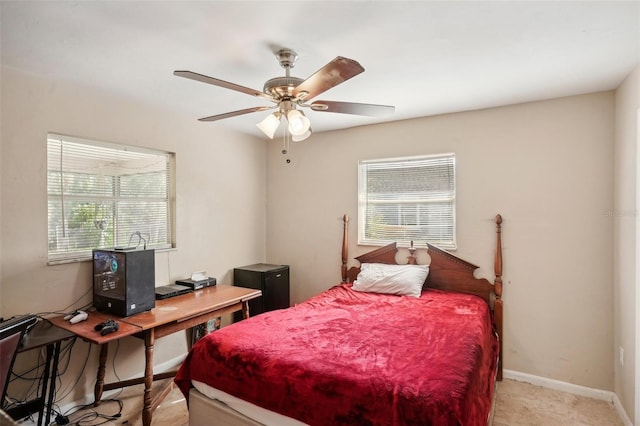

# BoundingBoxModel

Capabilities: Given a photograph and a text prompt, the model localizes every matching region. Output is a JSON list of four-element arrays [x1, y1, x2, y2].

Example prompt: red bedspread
[[175, 284, 498, 425]]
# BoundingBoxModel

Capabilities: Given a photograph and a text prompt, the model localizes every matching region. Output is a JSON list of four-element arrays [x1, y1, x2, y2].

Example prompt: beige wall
[[0, 67, 267, 403], [614, 65, 639, 423], [266, 92, 615, 391]]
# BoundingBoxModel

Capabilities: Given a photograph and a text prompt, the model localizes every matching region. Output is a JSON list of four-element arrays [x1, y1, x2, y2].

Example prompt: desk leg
[[94, 343, 109, 406], [44, 342, 62, 426], [37, 344, 53, 426], [142, 330, 155, 426], [242, 300, 250, 319]]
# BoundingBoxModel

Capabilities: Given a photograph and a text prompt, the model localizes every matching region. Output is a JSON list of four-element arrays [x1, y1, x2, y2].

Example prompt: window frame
[[47, 133, 176, 264], [357, 153, 456, 250]]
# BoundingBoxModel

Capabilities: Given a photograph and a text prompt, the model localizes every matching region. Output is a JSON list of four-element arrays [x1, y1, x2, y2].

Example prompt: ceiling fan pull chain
[[282, 130, 292, 164]]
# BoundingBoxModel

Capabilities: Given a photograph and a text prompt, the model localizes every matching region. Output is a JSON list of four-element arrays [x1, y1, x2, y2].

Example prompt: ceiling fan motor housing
[[264, 76, 304, 99]]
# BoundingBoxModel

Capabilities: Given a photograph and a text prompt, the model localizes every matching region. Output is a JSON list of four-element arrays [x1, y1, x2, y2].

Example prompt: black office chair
[[0, 315, 37, 411]]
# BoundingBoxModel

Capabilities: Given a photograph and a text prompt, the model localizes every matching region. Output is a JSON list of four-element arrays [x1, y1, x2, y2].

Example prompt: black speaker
[[92, 249, 155, 317]]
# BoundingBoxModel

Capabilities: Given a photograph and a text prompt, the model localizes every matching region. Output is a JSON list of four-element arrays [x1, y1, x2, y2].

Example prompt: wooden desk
[[49, 285, 262, 426]]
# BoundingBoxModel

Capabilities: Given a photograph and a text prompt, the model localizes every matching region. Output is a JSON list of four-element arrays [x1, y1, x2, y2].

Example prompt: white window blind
[[47, 134, 175, 263], [358, 153, 456, 249]]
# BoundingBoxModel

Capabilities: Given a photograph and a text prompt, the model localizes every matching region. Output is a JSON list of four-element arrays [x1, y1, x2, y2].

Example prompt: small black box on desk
[[176, 277, 217, 290]]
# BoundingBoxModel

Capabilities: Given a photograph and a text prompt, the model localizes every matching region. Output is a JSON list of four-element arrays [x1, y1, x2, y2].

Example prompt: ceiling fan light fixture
[[292, 128, 312, 142], [257, 112, 281, 139], [287, 109, 311, 136]]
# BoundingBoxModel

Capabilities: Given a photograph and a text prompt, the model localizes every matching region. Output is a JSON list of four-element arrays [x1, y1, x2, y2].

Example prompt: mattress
[[191, 380, 306, 426]]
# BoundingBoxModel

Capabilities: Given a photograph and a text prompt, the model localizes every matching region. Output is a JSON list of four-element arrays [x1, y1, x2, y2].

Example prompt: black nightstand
[[233, 264, 289, 321]]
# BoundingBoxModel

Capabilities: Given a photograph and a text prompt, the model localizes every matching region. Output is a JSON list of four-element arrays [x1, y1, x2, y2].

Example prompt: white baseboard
[[503, 369, 633, 426], [612, 393, 634, 426]]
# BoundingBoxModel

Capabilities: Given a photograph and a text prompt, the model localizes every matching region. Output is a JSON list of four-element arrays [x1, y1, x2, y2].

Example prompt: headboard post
[[494, 214, 503, 299], [493, 214, 503, 380], [407, 241, 417, 265], [341, 214, 349, 283]]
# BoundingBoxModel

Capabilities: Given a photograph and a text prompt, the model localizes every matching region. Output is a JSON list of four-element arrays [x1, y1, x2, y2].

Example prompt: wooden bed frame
[[187, 213, 504, 425], [340, 213, 504, 381]]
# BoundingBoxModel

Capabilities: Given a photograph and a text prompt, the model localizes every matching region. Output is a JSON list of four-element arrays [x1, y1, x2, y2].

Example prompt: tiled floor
[[18, 378, 624, 425]]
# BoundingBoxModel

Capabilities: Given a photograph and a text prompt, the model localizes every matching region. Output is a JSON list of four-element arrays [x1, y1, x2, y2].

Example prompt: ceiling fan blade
[[309, 101, 395, 117], [198, 106, 276, 122], [174, 70, 275, 101], [292, 57, 364, 101]]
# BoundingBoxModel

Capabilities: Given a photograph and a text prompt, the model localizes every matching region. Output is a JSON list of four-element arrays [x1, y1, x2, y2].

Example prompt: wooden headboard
[[340, 213, 504, 380]]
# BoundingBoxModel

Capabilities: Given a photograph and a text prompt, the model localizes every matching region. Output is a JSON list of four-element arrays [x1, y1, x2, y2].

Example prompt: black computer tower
[[233, 263, 289, 322], [92, 248, 156, 317]]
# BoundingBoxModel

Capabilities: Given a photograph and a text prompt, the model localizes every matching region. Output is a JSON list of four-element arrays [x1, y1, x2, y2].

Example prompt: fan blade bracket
[[296, 90, 311, 101], [308, 102, 328, 111]]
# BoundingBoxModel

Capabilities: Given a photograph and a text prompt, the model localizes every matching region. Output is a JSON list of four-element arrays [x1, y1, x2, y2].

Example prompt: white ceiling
[[2, 1, 639, 139]]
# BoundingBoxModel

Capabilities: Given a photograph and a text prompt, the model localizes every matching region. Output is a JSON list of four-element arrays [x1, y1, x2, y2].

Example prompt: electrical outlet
[[619, 346, 624, 366]]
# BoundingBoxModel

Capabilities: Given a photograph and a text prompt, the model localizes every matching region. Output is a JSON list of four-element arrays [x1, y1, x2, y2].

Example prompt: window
[[358, 153, 456, 249], [47, 134, 175, 263]]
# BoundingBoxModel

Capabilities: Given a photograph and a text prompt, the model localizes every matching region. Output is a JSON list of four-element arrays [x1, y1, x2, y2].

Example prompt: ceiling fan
[[174, 48, 394, 141]]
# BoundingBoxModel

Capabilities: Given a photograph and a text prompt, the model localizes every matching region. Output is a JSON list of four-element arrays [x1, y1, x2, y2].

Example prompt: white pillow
[[352, 263, 429, 298]]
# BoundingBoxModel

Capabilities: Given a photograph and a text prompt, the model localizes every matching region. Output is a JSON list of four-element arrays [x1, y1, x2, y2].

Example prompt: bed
[[175, 213, 504, 426]]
